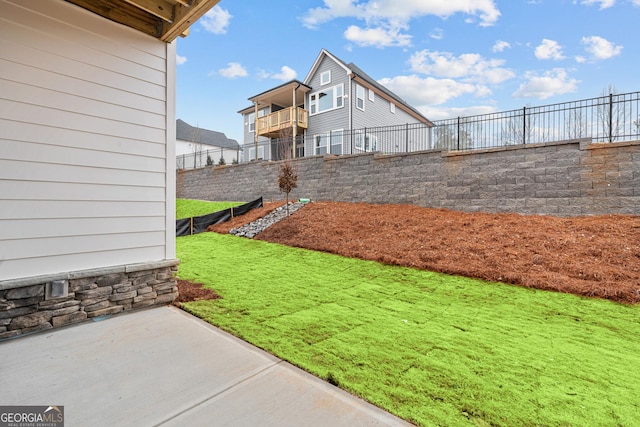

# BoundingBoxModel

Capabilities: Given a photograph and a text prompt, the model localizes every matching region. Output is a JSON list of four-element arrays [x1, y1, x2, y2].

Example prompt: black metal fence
[[238, 90, 640, 162], [434, 91, 640, 151], [176, 147, 240, 169]]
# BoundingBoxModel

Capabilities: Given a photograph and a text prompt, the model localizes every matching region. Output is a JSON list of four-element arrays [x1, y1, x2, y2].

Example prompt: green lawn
[[175, 198, 242, 219], [177, 232, 640, 427]]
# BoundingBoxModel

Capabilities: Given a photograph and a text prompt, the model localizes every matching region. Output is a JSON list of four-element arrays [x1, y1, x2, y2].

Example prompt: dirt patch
[[250, 202, 640, 304], [174, 279, 221, 306]]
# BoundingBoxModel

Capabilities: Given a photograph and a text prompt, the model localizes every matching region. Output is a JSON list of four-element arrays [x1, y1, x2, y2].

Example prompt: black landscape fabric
[[176, 197, 263, 237]]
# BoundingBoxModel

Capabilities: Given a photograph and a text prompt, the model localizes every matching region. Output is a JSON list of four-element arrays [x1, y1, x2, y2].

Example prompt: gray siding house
[[239, 49, 433, 162]]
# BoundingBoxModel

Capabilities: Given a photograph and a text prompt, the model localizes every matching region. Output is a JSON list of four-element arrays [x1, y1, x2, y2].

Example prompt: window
[[247, 108, 267, 132], [248, 145, 265, 160], [390, 102, 395, 114], [320, 70, 331, 85], [309, 84, 344, 115], [354, 130, 377, 152], [314, 129, 343, 155], [368, 89, 374, 102], [356, 84, 365, 111], [330, 130, 343, 154], [314, 134, 327, 155]]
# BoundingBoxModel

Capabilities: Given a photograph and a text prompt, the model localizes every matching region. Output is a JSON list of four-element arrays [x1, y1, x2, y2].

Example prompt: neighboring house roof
[[176, 119, 240, 150], [304, 49, 433, 126]]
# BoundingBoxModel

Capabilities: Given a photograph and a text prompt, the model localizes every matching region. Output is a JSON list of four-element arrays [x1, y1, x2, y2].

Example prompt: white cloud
[[633, 0, 640, 6], [302, 0, 501, 31], [344, 24, 412, 47], [577, 0, 616, 9], [200, 6, 232, 34], [581, 35, 623, 60], [492, 40, 511, 52], [430, 28, 444, 40], [535, 39, 565, 60], [218, 62, 248, 79], [513, 68, 579, 99], [176, 54, 187, 65], [272, 66, 298, 81], [408, 50, 515, 84], [257, 66, 298, 81], [378, 75, 477, 105]]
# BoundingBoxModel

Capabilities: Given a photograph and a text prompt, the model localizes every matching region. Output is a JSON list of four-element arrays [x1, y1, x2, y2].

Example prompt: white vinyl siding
[[0, 0, 172, 281]]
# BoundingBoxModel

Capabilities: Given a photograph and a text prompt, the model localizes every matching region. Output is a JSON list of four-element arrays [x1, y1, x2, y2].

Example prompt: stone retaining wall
[[0, 261, 179, 340], [177, 139, 640, 216]]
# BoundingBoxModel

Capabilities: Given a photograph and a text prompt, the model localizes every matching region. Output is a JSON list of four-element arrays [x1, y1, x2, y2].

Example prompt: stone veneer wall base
[[0, 260, 180, 340]]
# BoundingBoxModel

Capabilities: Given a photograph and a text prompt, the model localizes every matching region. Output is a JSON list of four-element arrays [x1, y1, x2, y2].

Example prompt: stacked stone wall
[[0, 261, 179, 340]]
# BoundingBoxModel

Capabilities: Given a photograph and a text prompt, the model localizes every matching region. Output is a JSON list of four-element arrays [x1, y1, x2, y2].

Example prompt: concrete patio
[[0, 306, 412, 426]]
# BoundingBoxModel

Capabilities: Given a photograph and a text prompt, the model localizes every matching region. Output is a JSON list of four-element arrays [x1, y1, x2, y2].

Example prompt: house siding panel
[[0, 0, 171, 281], [305, 56, 350, 155], [350, 85, 427, 154]]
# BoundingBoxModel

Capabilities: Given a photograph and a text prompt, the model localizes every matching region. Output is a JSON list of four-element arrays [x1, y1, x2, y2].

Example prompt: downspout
[[293, 83, 300, 159], [253, 101, 258, 160], [349, 73, 354, 154]]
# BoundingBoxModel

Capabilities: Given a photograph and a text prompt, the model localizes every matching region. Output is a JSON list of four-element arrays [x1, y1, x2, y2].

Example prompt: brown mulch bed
[[249, 202, 640, 304], [174, 279, 221, 306], [206, 201, 287, 234]]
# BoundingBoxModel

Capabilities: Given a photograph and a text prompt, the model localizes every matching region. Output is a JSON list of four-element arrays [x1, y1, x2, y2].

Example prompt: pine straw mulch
[[251, 202, 640, 304], [173, 279, 221, 307], [206, 201, 287, 234]]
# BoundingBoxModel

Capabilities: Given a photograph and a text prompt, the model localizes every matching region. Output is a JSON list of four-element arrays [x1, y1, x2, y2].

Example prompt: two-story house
[[239, 49, 434, 162]]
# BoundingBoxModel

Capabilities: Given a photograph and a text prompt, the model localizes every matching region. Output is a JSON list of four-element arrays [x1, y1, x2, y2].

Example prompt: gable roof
[[304, 49, 434, 126], [176, 119, 240, 150]]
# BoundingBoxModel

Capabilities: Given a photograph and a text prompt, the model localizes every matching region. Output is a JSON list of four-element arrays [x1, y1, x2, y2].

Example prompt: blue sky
[[176, 0, 639, 143]]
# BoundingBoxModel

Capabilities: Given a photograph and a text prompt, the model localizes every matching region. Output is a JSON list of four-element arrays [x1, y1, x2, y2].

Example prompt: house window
[[320, 70, 331, 85], [354, 130, 377, 152], [356, 84, 365, 111], [314, 129, 343, 155], [368, 89, 374, 102], [248, 112, 255, 132], [309, 84, 344, 115], [248, 145, 265, 161], [390, 102, 395, 113], [314, 134, 327, 155], [248, 109, 267, 132]]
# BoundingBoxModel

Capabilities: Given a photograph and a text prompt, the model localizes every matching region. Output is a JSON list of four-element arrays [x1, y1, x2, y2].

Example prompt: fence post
[[405, 123, 409, 153], [364, 127, 367, 151], [609, 93, 613, 142], [457, 117, 461, 150], [523, 106, 527, 145]]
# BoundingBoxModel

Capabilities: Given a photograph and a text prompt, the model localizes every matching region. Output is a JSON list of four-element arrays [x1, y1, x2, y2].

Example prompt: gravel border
[[230, 202, 306, 238]]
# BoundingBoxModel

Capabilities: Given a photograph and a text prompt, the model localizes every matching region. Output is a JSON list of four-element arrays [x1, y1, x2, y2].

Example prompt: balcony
[[256, 107, 308, 138]]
